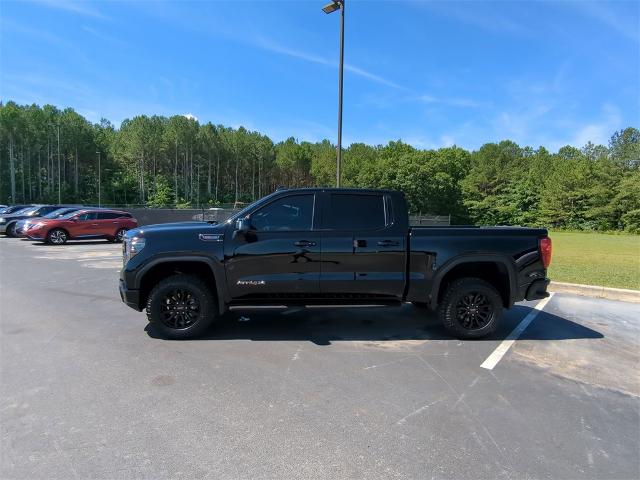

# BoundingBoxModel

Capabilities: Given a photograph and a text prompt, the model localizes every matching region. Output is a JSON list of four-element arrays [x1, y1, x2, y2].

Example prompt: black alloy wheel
[[455, 292, 493, 330], [160, 288, 201, 329]]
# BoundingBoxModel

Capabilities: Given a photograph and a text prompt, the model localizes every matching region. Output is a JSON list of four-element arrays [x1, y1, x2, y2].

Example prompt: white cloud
[[30, 0, 109, 20], [253, 36, 405, 90], [183, 113, 198, 121]]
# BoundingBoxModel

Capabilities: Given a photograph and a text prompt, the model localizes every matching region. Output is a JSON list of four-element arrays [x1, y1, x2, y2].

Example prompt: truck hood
[[129, 221, 227, 237]]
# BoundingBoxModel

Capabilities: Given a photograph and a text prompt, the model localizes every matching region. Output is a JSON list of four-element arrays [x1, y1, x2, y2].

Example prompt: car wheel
[[47, 228, 68, 245], [113, 228, 127, 243], [6, 222, 17, 237], [438, 278, 502, 339], [146, 275, 217, 340]]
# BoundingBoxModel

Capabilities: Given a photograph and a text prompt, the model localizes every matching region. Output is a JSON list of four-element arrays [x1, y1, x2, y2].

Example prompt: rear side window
[[324, 194, 386, 230]]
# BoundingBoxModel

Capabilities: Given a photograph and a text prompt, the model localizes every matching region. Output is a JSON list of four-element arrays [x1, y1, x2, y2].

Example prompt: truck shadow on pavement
[[145, 304, 604, 345]]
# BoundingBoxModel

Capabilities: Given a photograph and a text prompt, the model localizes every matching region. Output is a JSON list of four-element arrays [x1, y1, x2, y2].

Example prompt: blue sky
[[1, 0, 638, 151]]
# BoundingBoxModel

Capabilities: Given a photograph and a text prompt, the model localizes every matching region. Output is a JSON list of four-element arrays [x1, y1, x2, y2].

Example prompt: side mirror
[[235, 217, 251, 233]]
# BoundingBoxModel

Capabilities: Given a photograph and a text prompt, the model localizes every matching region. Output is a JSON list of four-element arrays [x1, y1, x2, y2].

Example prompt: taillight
[[539, 236, 552, 268]]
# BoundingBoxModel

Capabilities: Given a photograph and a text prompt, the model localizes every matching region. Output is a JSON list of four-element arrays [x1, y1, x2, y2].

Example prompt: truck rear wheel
[[146, 274, 217, 340], [438, 278, 502, 339]]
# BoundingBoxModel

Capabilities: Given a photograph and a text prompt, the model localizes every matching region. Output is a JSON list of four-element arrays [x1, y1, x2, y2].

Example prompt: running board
[[229, 304, 391, 310]]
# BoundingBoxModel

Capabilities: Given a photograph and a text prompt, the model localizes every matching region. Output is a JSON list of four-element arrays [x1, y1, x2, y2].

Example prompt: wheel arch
[[429, 255, 517, 309], [135, 257, 227, 315]]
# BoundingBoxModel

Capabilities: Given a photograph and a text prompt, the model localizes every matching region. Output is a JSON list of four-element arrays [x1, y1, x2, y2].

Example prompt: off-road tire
[[438, 277, 502, 339], [146, 274, 217, 340]]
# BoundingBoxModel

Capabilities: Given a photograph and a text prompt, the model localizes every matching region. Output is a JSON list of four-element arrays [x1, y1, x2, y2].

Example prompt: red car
[[26, 209, 138, 245]]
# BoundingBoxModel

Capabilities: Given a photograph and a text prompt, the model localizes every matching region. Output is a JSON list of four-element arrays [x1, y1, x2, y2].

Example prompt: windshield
[[44, 208, 77, 219], [12, 207, 35, 216], [226, 191, 281, 223], [59, 210, 85, 219]]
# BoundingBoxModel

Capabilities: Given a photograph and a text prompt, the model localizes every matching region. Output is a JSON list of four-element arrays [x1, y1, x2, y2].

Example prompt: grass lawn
[[548, 231, 640, 290]]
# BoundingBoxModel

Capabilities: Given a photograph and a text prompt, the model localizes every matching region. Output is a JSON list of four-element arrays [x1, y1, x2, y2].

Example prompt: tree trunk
[[174, 138, 178, 204], [215, 150, 220, 202], [207, 151, 212, 197], [9, 133, 16, 202], [21, 145, 25, 202], [75, 145, 79, 198]]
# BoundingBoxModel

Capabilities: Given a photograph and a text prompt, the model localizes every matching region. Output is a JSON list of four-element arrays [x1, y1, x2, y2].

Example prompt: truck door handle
[[294, 240, 316, 247], [377, 240, 399, 247]]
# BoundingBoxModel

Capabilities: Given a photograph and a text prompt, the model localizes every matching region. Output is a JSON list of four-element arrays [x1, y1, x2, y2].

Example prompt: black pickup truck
[[119, 188, 552, 339]]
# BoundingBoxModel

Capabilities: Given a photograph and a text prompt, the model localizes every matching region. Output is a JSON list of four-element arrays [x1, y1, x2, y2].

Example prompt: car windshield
[[44, 208, 75, 219], [7, 207, 32, 215], [59, 210, 85, 219]]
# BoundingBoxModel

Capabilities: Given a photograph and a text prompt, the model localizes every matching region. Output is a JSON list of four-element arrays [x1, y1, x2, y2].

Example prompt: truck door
[[319, 192, 406, 299], [226, 193, 321, 300]]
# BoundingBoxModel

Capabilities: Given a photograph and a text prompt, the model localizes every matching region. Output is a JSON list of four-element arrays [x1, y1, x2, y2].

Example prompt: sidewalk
[[549, 281, 640, 303]]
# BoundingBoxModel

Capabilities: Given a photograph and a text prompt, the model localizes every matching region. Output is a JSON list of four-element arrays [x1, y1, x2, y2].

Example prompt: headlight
[[0, 218, 5, 224], [123, 236, 145, 264]]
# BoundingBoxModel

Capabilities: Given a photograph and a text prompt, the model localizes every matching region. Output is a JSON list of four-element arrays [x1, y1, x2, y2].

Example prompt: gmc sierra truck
[[119, 188, 552, 339]]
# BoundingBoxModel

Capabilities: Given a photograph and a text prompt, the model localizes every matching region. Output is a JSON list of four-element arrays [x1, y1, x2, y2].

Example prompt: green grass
[[548, 231, 640, 290]]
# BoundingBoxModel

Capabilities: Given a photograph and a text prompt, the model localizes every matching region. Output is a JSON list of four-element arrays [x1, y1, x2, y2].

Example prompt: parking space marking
[[480, 293, 554, 370]]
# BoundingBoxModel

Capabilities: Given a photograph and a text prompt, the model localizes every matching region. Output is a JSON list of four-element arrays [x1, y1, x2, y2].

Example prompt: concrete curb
[[549, 281, 640, 303]]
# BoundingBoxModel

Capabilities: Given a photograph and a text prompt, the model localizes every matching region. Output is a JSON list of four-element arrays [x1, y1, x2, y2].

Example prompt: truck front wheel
[[146, 274, 217, 339], [438, 278, 502, 339]]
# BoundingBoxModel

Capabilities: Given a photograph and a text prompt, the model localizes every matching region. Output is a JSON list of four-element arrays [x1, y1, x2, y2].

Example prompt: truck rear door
[[318, 192, 406, 300]]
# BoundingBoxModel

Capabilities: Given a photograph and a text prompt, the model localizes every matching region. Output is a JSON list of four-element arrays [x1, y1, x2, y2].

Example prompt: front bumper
[[0, 224, 7, 234], [525, 278, 550, 301], [119, 278, 141, 311]]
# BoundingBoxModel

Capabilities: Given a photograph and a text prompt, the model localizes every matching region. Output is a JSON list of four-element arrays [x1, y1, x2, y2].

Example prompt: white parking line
[[480, 293, 555, 370]]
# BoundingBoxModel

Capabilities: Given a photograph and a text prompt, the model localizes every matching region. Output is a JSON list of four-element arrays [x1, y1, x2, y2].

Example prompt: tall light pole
[[96, 151, 101, 207], [323, 0, 345, 187]]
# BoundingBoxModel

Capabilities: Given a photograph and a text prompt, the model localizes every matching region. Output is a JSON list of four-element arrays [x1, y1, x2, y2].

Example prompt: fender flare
[[134, 255, 229, 314], [428, 254, 517, 309]]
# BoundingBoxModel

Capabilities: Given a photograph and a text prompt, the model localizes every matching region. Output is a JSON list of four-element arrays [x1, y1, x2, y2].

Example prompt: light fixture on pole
[[322, 0, 345, 187]]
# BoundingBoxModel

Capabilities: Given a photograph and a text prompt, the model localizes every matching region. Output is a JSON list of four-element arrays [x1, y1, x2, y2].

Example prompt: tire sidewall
[[6, 223, 17, 237], [146, 276, 216, 340], [439, 279, 502, 339]]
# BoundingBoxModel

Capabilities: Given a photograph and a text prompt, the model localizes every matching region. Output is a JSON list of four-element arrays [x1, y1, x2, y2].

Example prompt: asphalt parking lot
[[1, 237, 638, 480]]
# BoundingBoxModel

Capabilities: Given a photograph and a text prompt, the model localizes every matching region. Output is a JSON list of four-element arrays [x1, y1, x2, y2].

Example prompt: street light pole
[[323, 0, 345, 187], [96, 151, 101, 207]]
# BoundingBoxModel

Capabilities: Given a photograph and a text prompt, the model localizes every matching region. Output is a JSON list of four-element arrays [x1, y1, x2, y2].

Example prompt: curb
[[549, 281, 640, 303]]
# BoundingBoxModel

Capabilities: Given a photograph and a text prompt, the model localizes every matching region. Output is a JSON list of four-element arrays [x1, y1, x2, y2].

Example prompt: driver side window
[[251, 194, 314, 232]]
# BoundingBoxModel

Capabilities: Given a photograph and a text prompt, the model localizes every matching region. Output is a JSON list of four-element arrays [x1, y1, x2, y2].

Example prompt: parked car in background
[[0, 205, 65, 237], [0, 205, 33, 215], [26, 209, 137, 245], [15, 207, 84, 237]]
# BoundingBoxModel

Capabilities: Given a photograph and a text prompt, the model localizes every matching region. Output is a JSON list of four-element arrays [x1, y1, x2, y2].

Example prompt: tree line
[[0, 101, 638, 232]]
